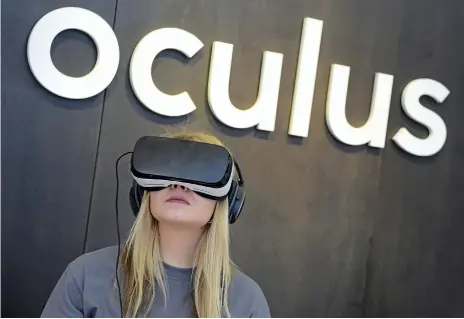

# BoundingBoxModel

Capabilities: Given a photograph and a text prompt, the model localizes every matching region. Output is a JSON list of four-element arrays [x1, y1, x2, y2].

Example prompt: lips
[[166, 195, 190, 205]]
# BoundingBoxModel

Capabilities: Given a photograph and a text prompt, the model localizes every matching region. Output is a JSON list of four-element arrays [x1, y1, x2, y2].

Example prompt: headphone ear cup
[[228, 181, 245, 224], [129, 181, 143, 217]]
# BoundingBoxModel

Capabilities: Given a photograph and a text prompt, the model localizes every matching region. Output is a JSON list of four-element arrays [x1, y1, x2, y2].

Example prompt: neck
[[158, 223, 204, 268]]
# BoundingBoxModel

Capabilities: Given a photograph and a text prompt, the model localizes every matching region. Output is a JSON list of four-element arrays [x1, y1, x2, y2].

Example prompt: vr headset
[[129, 136, 246, 224]]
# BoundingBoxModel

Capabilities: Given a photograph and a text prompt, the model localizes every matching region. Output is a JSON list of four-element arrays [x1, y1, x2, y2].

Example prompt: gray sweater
[[41, 246, 271, 317]]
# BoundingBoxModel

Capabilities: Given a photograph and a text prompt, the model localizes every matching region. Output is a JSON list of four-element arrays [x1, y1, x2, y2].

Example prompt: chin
[[159, 218, 208, 229], [154, 210, 209, 228]]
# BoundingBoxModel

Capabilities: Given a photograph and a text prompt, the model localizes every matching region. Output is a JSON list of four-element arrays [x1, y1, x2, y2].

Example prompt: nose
[[169, 184, 188, 191]]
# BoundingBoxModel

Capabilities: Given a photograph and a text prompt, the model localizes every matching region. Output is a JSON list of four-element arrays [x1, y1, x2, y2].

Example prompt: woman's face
[[149, 184, 217, 228]]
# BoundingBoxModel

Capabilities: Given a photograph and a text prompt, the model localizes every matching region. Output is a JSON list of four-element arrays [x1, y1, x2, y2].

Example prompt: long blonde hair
[[120, 132, 234, 317]]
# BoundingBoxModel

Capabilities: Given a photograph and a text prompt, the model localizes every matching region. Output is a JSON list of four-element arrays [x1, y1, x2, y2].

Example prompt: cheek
[[182, 194, 217, 225], [195, 197, 217, 220], [148, 192, 163, 217]]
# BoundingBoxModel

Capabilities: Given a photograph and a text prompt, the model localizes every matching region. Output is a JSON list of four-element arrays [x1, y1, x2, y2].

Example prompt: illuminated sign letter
[[393, 79, 450, 156], [288, 17, 323, 137], [326, 64, 394, 148], [207, 41, 283, 131], [27, 7, 120, 99], [130, 28, 203, 117]]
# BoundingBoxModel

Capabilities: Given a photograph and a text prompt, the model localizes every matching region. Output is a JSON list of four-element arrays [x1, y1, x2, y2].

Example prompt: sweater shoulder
[[67, 245, 119, 277], [228, 268, 271, 317]]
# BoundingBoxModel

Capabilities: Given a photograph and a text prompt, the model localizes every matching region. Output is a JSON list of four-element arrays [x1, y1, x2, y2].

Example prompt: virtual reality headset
[[129, 136, 246, 223], [131, 135, 238, 198]]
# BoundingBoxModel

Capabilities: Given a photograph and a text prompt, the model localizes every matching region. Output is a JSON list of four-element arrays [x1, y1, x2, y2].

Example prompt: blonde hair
[[119, 132, 234, 317]]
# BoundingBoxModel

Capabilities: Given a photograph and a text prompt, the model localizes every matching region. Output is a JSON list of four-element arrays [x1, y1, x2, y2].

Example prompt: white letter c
[[130, 28, 203, 117]]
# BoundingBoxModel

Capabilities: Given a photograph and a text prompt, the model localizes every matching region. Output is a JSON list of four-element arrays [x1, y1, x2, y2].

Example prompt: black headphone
[[129, 160, 246, 224]]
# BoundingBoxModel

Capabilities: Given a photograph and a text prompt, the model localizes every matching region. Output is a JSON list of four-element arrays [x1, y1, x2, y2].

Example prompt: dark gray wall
[[1, 0, 117, 317], [2, 0, 464, 317]]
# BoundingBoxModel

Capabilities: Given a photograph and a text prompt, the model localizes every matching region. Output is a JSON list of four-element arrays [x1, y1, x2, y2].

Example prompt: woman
[[41, 132, 270, 318]]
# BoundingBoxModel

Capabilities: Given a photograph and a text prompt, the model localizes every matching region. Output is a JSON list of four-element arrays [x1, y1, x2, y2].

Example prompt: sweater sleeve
[[249, 283, 271, 318], [41, 263, 84, 318], [228, 271, 272, 318]]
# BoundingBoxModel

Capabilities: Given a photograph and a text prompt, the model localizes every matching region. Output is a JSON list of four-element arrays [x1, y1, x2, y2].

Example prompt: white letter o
[[27, 7, 119, 99]]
